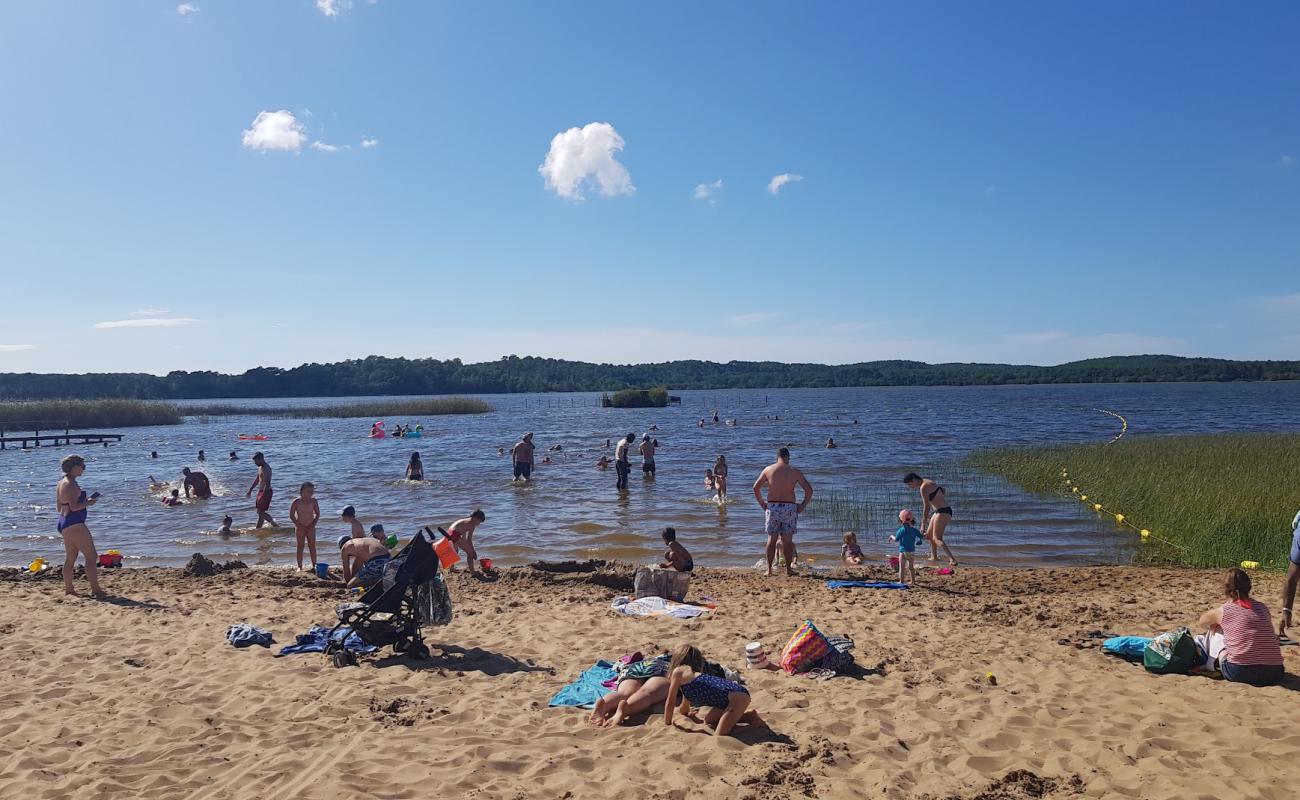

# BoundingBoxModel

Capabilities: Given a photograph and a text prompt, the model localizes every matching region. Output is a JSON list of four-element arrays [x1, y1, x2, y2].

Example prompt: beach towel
[[1102, 636, 1152, 661], [226, 623, 274, 648], [276, 625, 378, 657], [826, 580, 909, 590], [610, 596, 711, 619], [548, 660, 617, 709]]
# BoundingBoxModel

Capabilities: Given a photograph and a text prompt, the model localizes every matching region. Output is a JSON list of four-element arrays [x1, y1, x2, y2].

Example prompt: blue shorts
[[356, 555, 391, 588], [1290, 511, 1300, 565], [1222, 659, 1284, 686]]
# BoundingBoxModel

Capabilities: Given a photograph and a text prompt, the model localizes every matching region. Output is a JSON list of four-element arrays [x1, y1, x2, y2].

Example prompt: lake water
[[3, 383, 1298, 570]]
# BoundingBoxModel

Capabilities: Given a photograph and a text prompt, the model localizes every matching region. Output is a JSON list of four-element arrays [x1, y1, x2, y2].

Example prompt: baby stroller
[[326, 526, 452, 667]]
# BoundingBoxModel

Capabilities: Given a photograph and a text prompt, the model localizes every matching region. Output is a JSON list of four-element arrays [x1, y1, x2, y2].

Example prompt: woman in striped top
[[1198, 567, 1285, 686]]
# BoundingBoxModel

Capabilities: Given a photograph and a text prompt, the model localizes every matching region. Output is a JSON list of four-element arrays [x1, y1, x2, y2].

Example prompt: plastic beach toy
[[434, 536, 460, 569], [28, 557, 46, 573], [1241, 561, 1260, 569]]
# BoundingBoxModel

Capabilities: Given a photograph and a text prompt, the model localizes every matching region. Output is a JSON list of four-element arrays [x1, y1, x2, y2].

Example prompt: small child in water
[[290, 482, 321, 571], [703, 469, 715, 491], [891, 510, 922, 584], [218, 515, 233, 535], [664, 644, 763, 737], [162, 489, 183, 507], [841, 531, 863, 565], [340, 505, 364, 539]]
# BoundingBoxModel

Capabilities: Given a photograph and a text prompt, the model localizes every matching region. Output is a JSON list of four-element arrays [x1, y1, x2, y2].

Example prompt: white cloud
[[726, 312, 789, 327], [177, 3, 199, 17], [94, 318, 198, 329], [767, 173, 803, 195], [693, 179, 724, 203], [1281, 155, 1296, 169], [241, 110, 307, 153], [311, 141, 341, 153], [316, 0, 350, 16], [538, 122, 634, 200], [360, 137, 379, 149], [0, 344, 35, 352], [130, 308, 170, 317], [998, 330, 1186, 362]]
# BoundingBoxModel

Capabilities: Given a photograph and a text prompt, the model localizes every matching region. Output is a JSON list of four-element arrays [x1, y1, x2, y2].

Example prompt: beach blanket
[[548, 660, 617, 708], [826, 580, 909, 590], [226, 623, 274, 648], [610, 595, 711, 618], [1102, 636, 1152, 661], [276, 625, 378, 657]]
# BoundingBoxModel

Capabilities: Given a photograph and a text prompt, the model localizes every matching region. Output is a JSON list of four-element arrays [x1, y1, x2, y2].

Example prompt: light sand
[[2, 562, 1298, 799]]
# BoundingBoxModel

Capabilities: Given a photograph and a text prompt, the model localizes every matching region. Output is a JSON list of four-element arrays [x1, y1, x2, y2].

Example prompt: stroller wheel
[[408, 643, 430, 661], [393, 639, 409, 653], [331, 650, 356, 668]]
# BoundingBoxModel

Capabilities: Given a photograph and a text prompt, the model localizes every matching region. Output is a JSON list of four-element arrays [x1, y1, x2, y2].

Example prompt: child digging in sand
[[891, 509, 921, 584], [289, 482, 321, 571], [841, 531, 864, 565], [663, 644, 763, 737]]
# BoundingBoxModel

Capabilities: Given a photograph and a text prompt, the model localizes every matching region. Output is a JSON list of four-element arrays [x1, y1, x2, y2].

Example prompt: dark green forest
[[1, 354, 1298, 400]]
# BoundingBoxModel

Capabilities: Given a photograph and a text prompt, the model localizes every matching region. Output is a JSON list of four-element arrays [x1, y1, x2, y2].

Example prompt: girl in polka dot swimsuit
[[663, 644, 765, 737]]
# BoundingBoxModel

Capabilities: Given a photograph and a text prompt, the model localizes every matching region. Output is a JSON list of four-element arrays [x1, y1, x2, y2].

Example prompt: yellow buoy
[[1093, 503, 1103, 511], [1240, 561, 1259, 569], [1080, 495, 1088, 502], [1140, 530, 1150, 539], [1114, 514, 1125, 524]]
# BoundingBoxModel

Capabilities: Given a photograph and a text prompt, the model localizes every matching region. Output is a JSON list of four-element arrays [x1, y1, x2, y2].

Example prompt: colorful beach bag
[[780, 620, 833, 674], [1143, 627, 1199, 675]]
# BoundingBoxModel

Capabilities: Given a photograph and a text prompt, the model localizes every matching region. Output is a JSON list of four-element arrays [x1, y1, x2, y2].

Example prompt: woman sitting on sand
[[1198, 567, 1285, 686]]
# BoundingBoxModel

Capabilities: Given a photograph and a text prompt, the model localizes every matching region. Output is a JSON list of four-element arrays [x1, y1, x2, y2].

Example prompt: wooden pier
[[0, 420, 124, 450]]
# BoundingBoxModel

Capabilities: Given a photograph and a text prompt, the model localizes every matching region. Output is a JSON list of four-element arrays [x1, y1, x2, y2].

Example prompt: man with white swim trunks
[[753, 447, 813, 577]]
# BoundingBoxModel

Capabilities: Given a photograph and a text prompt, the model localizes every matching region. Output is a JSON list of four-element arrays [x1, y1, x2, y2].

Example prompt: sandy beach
[[2, 562, 1297, 800]]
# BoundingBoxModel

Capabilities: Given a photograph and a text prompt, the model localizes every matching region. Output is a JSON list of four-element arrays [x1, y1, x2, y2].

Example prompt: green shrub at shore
[[185, 396, 492, 419], [0, 399, 182, 429], [608, 387, 668, 408], [968, 433, 1300, 568]]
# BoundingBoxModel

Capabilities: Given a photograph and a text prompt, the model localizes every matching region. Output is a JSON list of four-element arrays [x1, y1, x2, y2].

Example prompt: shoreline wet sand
[[2, 563, 1297, 799]]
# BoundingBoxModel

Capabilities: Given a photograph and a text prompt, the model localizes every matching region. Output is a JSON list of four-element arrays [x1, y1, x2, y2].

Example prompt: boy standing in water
[[289, 482, 321, 571], [340, 505, 365, 539]]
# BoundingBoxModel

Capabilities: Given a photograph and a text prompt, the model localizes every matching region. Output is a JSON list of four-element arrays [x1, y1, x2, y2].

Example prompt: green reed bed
[[184, 396, 492, 419], [967, 433, 1300, 568], [808, 463, 1003, 536], [0, 399, 182, 429]]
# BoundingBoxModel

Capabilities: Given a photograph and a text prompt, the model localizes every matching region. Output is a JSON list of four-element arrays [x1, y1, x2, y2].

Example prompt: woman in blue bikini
[[664, 644, 764, 737], [56, 454, 105, 597]]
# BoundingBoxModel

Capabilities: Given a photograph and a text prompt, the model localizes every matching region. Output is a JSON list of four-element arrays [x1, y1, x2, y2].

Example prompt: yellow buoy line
[[1097, 408, 1128, 445]]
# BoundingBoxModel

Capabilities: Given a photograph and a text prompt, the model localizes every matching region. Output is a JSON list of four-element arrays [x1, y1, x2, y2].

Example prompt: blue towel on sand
[[276, 625, 378, 657], [1102, 636, 1152, 661], [826, 580, 909, 590], [227, 623, 274, 648], [548, 660, 617, 709]]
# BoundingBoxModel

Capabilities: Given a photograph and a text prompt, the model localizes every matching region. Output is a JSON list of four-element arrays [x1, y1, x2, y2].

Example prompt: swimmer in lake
[[218, 515, 233, 535], [712, 455, 729, 501], [596, 456, 611, 469], [406, 452, 424, 481], [162, 489, 183, 507], [229, 451, 238, 460], [826, 438, 837, 449]]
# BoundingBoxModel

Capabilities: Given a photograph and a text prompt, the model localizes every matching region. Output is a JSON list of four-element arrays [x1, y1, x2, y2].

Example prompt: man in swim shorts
[[339, 534, 391, 589], [245, 452, 277, 528], [181, 467, 212, 499], [614, 433, 634, 492], [638, 433, 656, 476], [1278, 509, 1300, 637], [753, 447, 813, 577], [511, 433, 535, 482]]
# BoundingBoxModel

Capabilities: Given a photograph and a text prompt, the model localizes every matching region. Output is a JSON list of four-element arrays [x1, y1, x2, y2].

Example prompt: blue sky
[[1, 1, 1297, 374]]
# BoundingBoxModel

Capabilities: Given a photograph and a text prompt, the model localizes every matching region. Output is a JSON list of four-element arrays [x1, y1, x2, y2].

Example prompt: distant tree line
[[1, 354, 1298, 400]]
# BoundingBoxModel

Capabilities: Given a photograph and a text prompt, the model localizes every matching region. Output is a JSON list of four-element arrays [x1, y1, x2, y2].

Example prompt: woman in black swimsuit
[[904, 472, 957, 566], [406, 452, 424, 481]]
